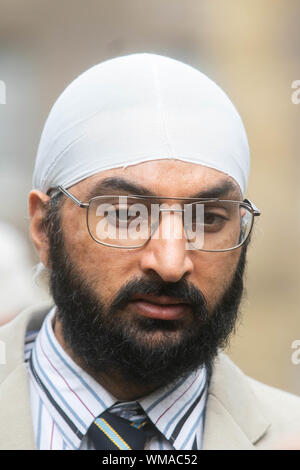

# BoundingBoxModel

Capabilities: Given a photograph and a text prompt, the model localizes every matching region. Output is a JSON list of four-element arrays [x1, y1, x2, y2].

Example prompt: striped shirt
[[24, 307, 208, 450]]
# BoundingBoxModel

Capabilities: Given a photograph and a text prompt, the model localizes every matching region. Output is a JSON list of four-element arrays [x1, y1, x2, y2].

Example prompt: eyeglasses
[[50, 186, 261, 251]]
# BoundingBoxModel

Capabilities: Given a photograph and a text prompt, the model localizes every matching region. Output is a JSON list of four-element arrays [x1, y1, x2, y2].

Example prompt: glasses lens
[[87, 197, 253, 250], [184, 201, 253, 251], [88, 196, 154, 247]]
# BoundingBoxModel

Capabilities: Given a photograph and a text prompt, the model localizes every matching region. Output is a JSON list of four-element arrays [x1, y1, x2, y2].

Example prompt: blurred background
[[0, 0, 299, 392]]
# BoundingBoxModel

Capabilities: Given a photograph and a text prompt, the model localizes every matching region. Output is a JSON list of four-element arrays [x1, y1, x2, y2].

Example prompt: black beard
[[46, 200, 247, 391]]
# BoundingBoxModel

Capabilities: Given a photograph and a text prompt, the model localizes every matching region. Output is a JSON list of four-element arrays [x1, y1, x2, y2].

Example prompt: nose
[[139, 212, 194, 283]]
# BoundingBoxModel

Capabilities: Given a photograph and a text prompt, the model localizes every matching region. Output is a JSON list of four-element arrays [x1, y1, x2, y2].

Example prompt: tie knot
[[110, 401, 147, 423], [109, 402, 157, 439], [88, 404, 156, 450]]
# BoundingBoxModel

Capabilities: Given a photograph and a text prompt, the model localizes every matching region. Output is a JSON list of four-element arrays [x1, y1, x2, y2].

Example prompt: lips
[[128, 294, 192, 320]]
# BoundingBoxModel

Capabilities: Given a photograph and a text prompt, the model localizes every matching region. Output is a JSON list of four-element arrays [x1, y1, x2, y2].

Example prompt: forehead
[[69, 159, 242, 199]]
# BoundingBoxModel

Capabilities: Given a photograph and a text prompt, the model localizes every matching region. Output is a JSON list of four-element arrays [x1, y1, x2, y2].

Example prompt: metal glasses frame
[[50, 185, 261, 251]]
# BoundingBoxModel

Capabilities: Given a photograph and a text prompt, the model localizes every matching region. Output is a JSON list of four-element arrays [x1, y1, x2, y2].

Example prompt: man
[[1, 53, 299, 450]]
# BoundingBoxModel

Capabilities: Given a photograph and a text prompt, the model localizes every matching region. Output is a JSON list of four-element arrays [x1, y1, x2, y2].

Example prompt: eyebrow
[[86, 176, 240, 200]]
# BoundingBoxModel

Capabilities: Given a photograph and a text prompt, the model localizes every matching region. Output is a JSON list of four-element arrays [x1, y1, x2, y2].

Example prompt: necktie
[[88, 409, 153, 450]]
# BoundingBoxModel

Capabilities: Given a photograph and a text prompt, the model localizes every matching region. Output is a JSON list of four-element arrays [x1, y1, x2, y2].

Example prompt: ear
[[28, 190, 51, 269]]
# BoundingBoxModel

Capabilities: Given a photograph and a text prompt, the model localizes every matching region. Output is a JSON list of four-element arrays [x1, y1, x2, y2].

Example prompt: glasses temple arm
[[55, 186, 89, 208], [243, 198, 261, 216]]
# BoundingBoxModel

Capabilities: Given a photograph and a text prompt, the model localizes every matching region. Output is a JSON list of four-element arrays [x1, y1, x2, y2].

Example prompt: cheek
[[61, 208, 90, 261], [61, 209, 137, 299], [192, 249, 241, 309]]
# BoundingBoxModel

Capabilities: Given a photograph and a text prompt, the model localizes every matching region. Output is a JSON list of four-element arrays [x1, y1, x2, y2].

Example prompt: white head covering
[[33, 53, 250, 196]]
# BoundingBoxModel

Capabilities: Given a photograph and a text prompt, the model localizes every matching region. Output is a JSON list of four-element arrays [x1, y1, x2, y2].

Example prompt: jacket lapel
[[0, 303, 52, 450], [0, 364, 36, 449], [203, 353, 270, 450]]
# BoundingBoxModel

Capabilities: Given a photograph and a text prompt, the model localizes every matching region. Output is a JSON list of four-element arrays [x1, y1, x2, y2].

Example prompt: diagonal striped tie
[[88, 409, 152, 450]]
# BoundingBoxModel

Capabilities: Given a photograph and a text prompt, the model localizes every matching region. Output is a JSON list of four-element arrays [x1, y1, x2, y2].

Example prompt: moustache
[[108, 275, 209, 321]]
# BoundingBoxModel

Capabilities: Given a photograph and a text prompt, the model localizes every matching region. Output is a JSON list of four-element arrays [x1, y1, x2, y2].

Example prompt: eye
[[204, 212, 227, 225], [114, 206, 143, 225], [109, 207, 128, 224], [187, 209, 228, 234], [115, 208, 128, 220]]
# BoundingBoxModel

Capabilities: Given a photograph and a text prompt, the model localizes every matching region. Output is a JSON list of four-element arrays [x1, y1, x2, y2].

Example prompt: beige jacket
[[1, 303, 300, 450]]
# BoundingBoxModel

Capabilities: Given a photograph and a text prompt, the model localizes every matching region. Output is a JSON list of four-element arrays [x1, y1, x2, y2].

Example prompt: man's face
[[42, 160, 246, 389]]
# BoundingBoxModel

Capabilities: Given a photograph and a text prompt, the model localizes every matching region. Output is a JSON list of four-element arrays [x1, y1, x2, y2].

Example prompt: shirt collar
[[31, 307, 207, 450], [139, 366, 207, 449]]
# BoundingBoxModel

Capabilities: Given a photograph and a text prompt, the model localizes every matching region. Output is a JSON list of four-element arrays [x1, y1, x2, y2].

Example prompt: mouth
[[128, 294, 192, 320]]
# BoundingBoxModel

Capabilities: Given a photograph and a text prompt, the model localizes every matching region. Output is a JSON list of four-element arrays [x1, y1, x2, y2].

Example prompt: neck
[[53, 315, 159, 401]]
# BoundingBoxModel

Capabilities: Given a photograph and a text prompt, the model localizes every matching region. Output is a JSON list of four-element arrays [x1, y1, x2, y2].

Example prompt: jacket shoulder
[[247, 376, 300, 448], [208, 353, 300, 449]]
